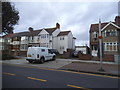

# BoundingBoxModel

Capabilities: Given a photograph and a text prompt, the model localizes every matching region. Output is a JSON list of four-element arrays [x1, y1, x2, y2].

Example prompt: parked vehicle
[[49, 49, 59, 55], [73, 50, 83, 57], [26, 47, 56, 63]]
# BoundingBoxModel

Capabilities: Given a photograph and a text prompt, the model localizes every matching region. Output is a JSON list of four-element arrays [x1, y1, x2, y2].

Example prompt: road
[[2, 63, 119, 89]]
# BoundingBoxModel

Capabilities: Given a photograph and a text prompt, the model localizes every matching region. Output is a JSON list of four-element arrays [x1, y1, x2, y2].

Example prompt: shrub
[[1, 54, 15, 60]]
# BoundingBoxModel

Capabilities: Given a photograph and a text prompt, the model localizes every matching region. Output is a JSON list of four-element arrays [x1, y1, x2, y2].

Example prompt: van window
[[41, 49, 45, 52]]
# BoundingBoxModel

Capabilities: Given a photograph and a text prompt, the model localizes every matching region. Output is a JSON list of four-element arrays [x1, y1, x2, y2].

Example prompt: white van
[[26, 47, 56, 63]]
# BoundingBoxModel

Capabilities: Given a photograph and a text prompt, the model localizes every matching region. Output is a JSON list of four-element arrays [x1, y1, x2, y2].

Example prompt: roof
[[44, 27, 57, 34], [3, 26, 58, 38], [57, 31, 71, 36], [90, 22, 109, 32], [89, 20, 119, 32], [3, 30, 42, 38], [3, 33, 15, 38]]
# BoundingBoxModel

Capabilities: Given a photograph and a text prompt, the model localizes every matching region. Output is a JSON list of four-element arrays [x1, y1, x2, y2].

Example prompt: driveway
[[2, 58, 73, 69]]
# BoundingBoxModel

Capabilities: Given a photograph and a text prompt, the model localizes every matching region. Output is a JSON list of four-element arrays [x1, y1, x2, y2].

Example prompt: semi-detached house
[[89, 16, 120, 62], [2, 23, 76, 55]]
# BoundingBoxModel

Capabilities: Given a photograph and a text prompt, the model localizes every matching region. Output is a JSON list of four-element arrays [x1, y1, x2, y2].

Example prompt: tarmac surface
[[1, 58, 119, 76]]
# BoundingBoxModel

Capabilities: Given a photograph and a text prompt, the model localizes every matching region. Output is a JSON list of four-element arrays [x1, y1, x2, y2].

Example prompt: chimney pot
[[56, 23, 60, 29], [28, 27, 33, 32]]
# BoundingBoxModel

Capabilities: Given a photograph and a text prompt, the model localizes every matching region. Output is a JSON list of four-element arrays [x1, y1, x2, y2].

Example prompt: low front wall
[[78, 54, 92, 60], [11, 51, 27, 57], [92, 54, 114, 62]]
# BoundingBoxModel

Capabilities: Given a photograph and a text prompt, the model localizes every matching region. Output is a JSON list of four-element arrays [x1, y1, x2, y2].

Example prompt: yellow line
[[3, 72, 16, 76], [67, 84, 92, 90], [57, 69, 120, 79], [27, 77, 47, 82], [3, 63, 119, 79]]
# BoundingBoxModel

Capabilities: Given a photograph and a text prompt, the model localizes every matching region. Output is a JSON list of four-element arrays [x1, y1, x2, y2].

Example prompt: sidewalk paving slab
[[58, 62, 119, 76]]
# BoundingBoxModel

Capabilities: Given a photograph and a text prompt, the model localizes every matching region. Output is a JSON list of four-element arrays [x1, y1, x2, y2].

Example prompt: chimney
[[28, 27, 33, 32], [115, 16, 120, 26], [56, 23, 60, 29]]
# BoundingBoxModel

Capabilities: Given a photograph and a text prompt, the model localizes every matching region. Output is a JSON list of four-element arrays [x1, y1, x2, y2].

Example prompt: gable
[[101, 22, 120, 31], [38, 29, 49, 35]]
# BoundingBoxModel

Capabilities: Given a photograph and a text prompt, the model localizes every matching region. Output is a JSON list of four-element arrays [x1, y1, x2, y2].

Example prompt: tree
[[2, 2, 19, 34]]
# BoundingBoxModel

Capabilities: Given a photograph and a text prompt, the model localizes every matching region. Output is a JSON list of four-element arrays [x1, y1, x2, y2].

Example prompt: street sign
[[98, 36, 103, 39]]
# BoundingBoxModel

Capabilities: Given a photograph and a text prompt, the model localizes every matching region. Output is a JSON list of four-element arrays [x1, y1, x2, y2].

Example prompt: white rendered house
[[3, 23, 76, 55]]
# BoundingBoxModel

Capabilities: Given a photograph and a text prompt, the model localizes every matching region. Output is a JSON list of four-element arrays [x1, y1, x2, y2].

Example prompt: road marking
[[3, 63, 120, 79], [3, 72, 16, 76], [67, 84, 92, 90], [27, 77, 47, 82]]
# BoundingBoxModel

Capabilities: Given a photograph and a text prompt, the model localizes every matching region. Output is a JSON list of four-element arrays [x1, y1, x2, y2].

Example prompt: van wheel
[[52, 56, 56, 61], [29, 61, 33, 63], [40, 57, 44, 64]]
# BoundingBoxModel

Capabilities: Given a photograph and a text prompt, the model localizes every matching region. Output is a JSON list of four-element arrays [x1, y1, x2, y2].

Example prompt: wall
[[53, 36, 58, 49], [68, 32, 74, 49], [52, 28, 60, 37], [57, 36, 68, 54]]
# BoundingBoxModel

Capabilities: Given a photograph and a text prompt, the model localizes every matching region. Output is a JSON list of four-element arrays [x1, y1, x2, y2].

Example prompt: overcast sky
[[13, 1, 118, 46]]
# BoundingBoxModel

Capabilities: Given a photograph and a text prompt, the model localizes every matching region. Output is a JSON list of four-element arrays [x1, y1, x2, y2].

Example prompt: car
[[48, 49, 59, 55], [26, 47, 56, 63], [73, 50, 83, 57]]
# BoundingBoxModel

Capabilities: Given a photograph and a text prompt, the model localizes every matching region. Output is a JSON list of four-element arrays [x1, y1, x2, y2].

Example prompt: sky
[[12, 0, 118, 46]]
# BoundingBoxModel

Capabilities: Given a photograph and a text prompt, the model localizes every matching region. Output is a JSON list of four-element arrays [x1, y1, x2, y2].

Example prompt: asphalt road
[[2, 64, 119, 89]]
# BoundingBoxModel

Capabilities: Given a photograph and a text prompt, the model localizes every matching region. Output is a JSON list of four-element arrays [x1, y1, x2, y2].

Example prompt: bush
[[1, 54, 15, 60]]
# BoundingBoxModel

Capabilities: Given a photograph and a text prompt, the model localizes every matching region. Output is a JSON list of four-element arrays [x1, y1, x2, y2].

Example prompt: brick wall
[[92, 54, 114, 62], [78, 54, 92, 60], [63, 49, 74, 59]]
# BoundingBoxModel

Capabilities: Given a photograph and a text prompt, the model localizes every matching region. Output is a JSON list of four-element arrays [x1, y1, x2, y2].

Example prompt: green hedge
[[1, 54, 15, 60]]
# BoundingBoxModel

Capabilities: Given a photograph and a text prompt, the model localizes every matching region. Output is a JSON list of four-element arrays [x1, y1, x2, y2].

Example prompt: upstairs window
[[105, 30, 117, 37], [60, 37, 64, 40], [41, 34, 49, 39], [92, 32, 98, 39]]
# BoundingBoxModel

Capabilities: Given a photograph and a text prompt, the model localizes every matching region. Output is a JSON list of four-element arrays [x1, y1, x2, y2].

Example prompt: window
[[105, 30, 117, 37], [38, 35, 40, 40], [41, 34, 49, 39], [20, 44, 28, 50], [92, 32, 98, 39], [31, 36, 34, 40], [91, 45, 98, 50], [60, 37, 64, 40], [104, 42, 118, 51], [60, 46, 64, 49], [41, 49, 45, 52]]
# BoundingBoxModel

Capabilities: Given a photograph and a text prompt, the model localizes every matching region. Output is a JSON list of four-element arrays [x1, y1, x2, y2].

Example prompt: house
[[89, 16, 120, 62], [2, 23, 75, 56]]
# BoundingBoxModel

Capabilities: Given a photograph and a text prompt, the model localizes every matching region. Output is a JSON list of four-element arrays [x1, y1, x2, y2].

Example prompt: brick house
[[89, 16, 120, 62], [2, 23, 76, 56]]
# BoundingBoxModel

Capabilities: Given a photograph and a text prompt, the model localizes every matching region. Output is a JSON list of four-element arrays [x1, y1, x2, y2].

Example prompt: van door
[[48, 49, 54, 59]]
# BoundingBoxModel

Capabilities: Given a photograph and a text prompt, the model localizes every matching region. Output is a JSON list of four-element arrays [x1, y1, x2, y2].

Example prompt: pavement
[[1, 58, 119, 76]]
